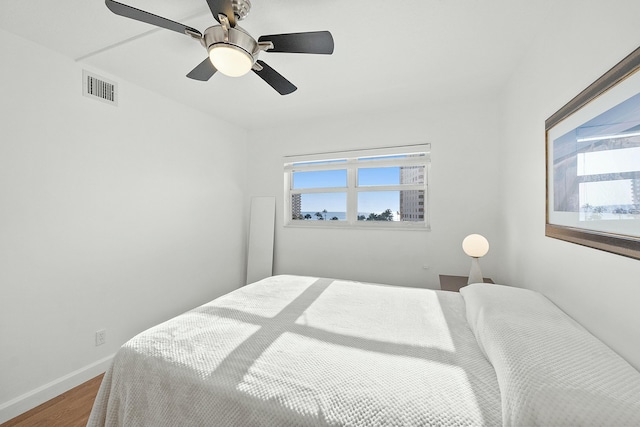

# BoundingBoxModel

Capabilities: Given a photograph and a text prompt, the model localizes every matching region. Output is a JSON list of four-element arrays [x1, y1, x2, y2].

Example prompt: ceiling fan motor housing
[[231, 0, 251, 21], [203, 25, 259, 62]]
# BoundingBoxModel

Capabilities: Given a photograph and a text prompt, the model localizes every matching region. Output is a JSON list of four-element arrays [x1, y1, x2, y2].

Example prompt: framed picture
[[546, 46, 640, 260]]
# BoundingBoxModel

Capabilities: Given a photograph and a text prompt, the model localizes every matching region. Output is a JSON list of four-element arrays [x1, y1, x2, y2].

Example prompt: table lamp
[[462, 234, 489, 285]]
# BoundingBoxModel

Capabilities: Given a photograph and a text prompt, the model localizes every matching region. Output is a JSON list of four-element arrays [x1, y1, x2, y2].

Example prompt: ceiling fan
[[105, 0, 334, 95]]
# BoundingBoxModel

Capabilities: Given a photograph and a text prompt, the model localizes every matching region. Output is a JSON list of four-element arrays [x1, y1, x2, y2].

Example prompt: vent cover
[[83, 70, 118, 106]]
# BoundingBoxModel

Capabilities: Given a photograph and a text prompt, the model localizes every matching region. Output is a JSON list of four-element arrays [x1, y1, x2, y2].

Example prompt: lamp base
[[468, 258, 484, 285]]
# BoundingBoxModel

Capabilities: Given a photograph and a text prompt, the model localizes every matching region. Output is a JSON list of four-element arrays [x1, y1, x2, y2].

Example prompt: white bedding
[[89, 276, 640, 426], [88, 275, 502, 426], [461, 283, 640, 426]]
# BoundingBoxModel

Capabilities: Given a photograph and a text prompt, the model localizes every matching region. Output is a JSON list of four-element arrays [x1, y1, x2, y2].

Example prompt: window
[[284, 144, 430, 229]]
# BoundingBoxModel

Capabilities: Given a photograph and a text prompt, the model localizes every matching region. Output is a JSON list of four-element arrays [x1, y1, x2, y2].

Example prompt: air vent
[[83, 70, 118, 106]]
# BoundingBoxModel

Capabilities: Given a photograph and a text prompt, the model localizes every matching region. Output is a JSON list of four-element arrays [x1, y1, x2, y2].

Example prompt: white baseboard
[[0, 354, 114, 424]]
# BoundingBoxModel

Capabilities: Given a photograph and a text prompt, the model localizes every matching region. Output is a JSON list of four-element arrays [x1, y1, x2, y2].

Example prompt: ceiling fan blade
[[105, 0, 202, 37], [205, 0, 236, 27], [258, 31, 334, 54], [187, 58, 217, 81], [252, 61, 297, 95]]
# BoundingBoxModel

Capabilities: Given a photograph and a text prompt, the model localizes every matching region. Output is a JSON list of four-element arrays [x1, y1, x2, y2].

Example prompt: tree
[[322, 209, 328, 220], [315, 212, 324, 220], [358, 214, 366, 221], [330, 216, 339, 220], [366, 209, 394, 221], [379, 209, 394, 221], [304, 213, 312, 220]]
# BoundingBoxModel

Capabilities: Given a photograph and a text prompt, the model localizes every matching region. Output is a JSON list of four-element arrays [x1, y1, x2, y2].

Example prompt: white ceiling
[[0, 0, 554, 129]]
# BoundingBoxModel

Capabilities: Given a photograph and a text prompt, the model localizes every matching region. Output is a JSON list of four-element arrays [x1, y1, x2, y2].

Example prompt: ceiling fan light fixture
[[203, 24, 258, 77], [209, 44, 253, 77]]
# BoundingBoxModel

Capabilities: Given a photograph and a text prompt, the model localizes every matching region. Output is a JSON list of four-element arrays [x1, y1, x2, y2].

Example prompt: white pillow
[[460, 283, 640, 426]]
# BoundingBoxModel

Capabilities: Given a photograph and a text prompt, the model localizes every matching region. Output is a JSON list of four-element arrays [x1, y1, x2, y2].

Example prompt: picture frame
[[545, 46, 640, 260]]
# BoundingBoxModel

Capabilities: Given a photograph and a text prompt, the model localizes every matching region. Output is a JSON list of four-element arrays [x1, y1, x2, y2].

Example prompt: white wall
[[247, 99, 504, 289], [0, 29, 247, 422], [501, 1, 640, 369]]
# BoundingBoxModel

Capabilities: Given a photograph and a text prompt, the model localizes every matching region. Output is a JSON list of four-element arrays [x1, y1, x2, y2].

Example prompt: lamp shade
[[462, 234, 489, 258], [208, 44, 253, 77]]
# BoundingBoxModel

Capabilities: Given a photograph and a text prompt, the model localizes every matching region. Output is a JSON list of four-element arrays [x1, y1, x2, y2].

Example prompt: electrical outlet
[[95, 329, 106, 346]]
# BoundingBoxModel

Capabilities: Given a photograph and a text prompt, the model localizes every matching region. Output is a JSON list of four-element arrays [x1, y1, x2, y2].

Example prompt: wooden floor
[[1, 374, 104, 427]]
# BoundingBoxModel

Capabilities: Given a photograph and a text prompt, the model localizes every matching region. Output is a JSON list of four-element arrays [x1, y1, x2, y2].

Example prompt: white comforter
[[88, 275, 501, 426], [461, 283, 640, 426]]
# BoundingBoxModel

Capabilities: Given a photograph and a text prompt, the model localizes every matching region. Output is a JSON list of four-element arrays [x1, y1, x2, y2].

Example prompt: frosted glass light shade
[[209, 44, 252, 77], [462, 234, 489, 258]]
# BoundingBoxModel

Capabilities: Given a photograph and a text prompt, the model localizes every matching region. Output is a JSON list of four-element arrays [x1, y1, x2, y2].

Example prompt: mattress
[[88, 275, 502, 426]]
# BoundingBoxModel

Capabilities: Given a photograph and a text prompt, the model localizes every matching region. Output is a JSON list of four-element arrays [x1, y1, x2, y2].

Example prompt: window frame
[[284, 144, 431, 230]]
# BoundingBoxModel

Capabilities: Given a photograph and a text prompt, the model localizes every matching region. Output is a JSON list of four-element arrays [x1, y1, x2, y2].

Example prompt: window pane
[[357, 190, 425, 222], [399, 190, 426, 222], [358, 165, 425, 186], [358, 167, 399, 186], [293, 170, 347, 189], [291, 193, 347, 221], [357, 191, 399, 221], [400, 165, 425, 185]]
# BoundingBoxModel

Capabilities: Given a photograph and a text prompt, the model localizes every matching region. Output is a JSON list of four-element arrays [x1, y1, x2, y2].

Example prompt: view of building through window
[[399, 163, 425, 221]]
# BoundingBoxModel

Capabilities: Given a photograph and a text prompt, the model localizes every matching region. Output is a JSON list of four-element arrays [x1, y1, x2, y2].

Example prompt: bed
[[88, 275, 640, 426]]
